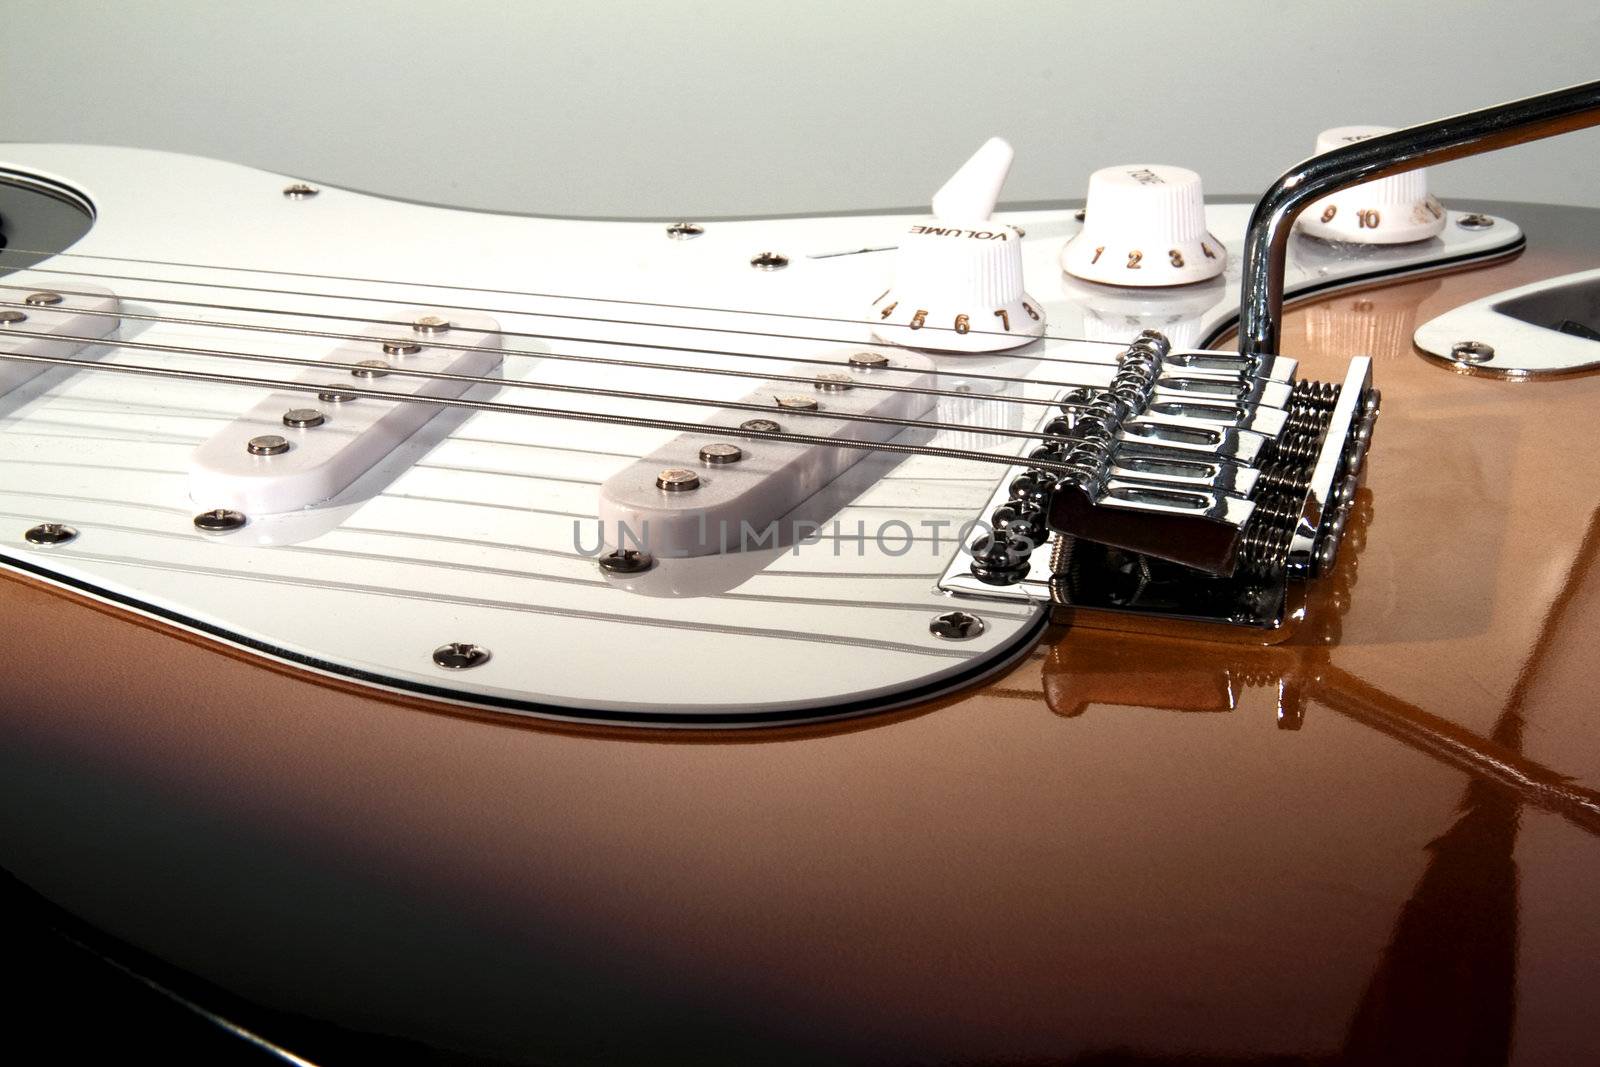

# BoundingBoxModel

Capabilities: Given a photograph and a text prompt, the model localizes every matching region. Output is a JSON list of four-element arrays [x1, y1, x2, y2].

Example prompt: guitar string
[[0, 287, 1119, 415], [0, 248, 1242, 382], [0, 242, 1127, 347], [0, 344, 1081, 476], [0, 323, 1084, 447]]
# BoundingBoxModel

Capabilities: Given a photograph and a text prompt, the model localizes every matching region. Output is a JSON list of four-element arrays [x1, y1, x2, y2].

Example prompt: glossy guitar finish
[[3, 193, 1600, 1064]]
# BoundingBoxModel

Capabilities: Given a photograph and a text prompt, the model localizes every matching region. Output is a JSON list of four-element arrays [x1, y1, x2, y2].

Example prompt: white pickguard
[[0, 146, 1519, 724]]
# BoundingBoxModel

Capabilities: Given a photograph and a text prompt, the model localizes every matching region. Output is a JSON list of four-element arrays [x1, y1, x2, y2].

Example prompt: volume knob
[[1061, 165, 1225, 287], [1295, 126, 1446, 244], [871, 138, 1045, 353]]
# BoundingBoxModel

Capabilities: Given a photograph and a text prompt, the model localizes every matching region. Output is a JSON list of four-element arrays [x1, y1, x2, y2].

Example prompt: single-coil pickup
[[189, 311, 503, 514], [0, 283, 121, 396], [598, 350, 936, 558]]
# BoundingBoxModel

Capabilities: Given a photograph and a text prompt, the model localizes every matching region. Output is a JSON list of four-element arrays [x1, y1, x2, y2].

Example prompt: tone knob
[[1295, 126, 1446, 244], [871, 137, 1045, 353], [1061, 165, 1225, 287]]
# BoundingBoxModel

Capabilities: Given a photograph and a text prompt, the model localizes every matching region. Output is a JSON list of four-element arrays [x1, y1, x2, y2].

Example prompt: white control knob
[[1061, 165, 1225, 287], [871, 137, 1045, 354], [1295, 126, 1446, 244]]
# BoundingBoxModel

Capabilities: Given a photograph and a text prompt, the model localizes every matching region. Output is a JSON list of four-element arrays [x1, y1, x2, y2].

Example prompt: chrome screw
[[1450, 340, 1495, 364], [740, 418, 781, 434], [432, 642, 490, 670], [317, 388, 357, 403], [193, 508, 247, 532], [814, 372, 855, 392], [750, 251, 789, 271], [774, 395, 819, 411], [412, 315, 450, 334], [351, 359, 391, 378], [698, 442, 743, 465], [930, 611, 986, 640], [382, 339, 422, 356], [24, 522, 77, 545], [598, 548, 655, 574], [247, 434, 291, 456], [656, 468, 701, 492], [282, 408, 326, 428], [0, 310, 27, 325], [24, 292, 63, 306], [283, 183, 319, 199], [1457, 213, 1495, 230], [666, 222, 704, 240], [848, 351, 890, 370]]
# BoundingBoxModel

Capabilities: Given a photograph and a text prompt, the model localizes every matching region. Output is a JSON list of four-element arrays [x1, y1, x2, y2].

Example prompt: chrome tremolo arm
[[1239, 78, 1600, 359]]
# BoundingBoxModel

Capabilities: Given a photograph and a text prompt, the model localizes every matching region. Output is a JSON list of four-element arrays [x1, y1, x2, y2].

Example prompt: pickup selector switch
[[1061, 165, 1226, 287], [1295, 126, 1446, 244], [872, 137, 1045, 353]]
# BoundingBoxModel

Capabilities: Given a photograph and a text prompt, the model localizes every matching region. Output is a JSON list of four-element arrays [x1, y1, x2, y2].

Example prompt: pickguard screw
[[666, 222, 704, 240], [930, 610, 986, 640], [412, 315, 450, 334], [774, 395, 819, 411], [750, 251, 789, 271], [247, 434, 291, 456], [432, 642, 490, 670], [282, 408, 326, 428], [1451, 340, 1495, 364], [0, 310, 27, 325], [283, 183, 319, 199], [814, 372, 855, 392], [24, 292, 63, 306], [740, 418, 781, 434], [1073, 209, 1087, 222], [1457, 213, 1494, 229], [382, 339, 422, 356], [351, 359, 391, 378], [599, 548, 655, 574], [848, 351, 890, 369], [24, 522, 77, 545], [194, 508, 247, 532], [698, 442, 743, 465], [656, 468, 702, 492]]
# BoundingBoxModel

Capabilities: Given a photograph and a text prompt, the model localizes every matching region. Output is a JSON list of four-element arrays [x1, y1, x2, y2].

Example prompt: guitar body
[[2, 145, 1598, 1063]]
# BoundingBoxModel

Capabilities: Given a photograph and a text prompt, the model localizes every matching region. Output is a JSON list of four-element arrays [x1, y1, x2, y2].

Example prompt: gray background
[[3, 1, 1598, 217]]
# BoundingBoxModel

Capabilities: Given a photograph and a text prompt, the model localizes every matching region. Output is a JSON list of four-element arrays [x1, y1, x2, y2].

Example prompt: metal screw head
[[1457, 213, 1495, 230], [740, 418, 781, 434], [814, 371, 855, 392], [0, 310, 27, 325], [1073, 208, 1087, 222], [351, 359, 391, 378], [598, 548, 655, 574], [1451, 340, 1495, 364], [774, 395, 819, 411], [283, 183, 319, 200], [412, 315, 450, 334], [848, 351, 891, 370], [930, 610, 986, 640], [698, 442, 743, 465], [24, 291, 63, 306], [432, 642, 490, 670], [656, 467, 701, 492], [750, 251, 789, 271], [247, 434, 291, 456], [317, 388, 357, 403], [666, 222, 704, 240], [193, 508, 247, 532], [24, 522, 77, 545], [382, 339, 422, 356], [282, 408, 326, 428]]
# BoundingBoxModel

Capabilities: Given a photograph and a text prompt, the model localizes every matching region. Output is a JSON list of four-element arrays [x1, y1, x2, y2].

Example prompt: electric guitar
[[3, 81, 1600, 1065]]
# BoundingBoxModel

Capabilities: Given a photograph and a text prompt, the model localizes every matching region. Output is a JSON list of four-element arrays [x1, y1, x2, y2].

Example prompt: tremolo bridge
[[940, 331, 1376, 633]]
